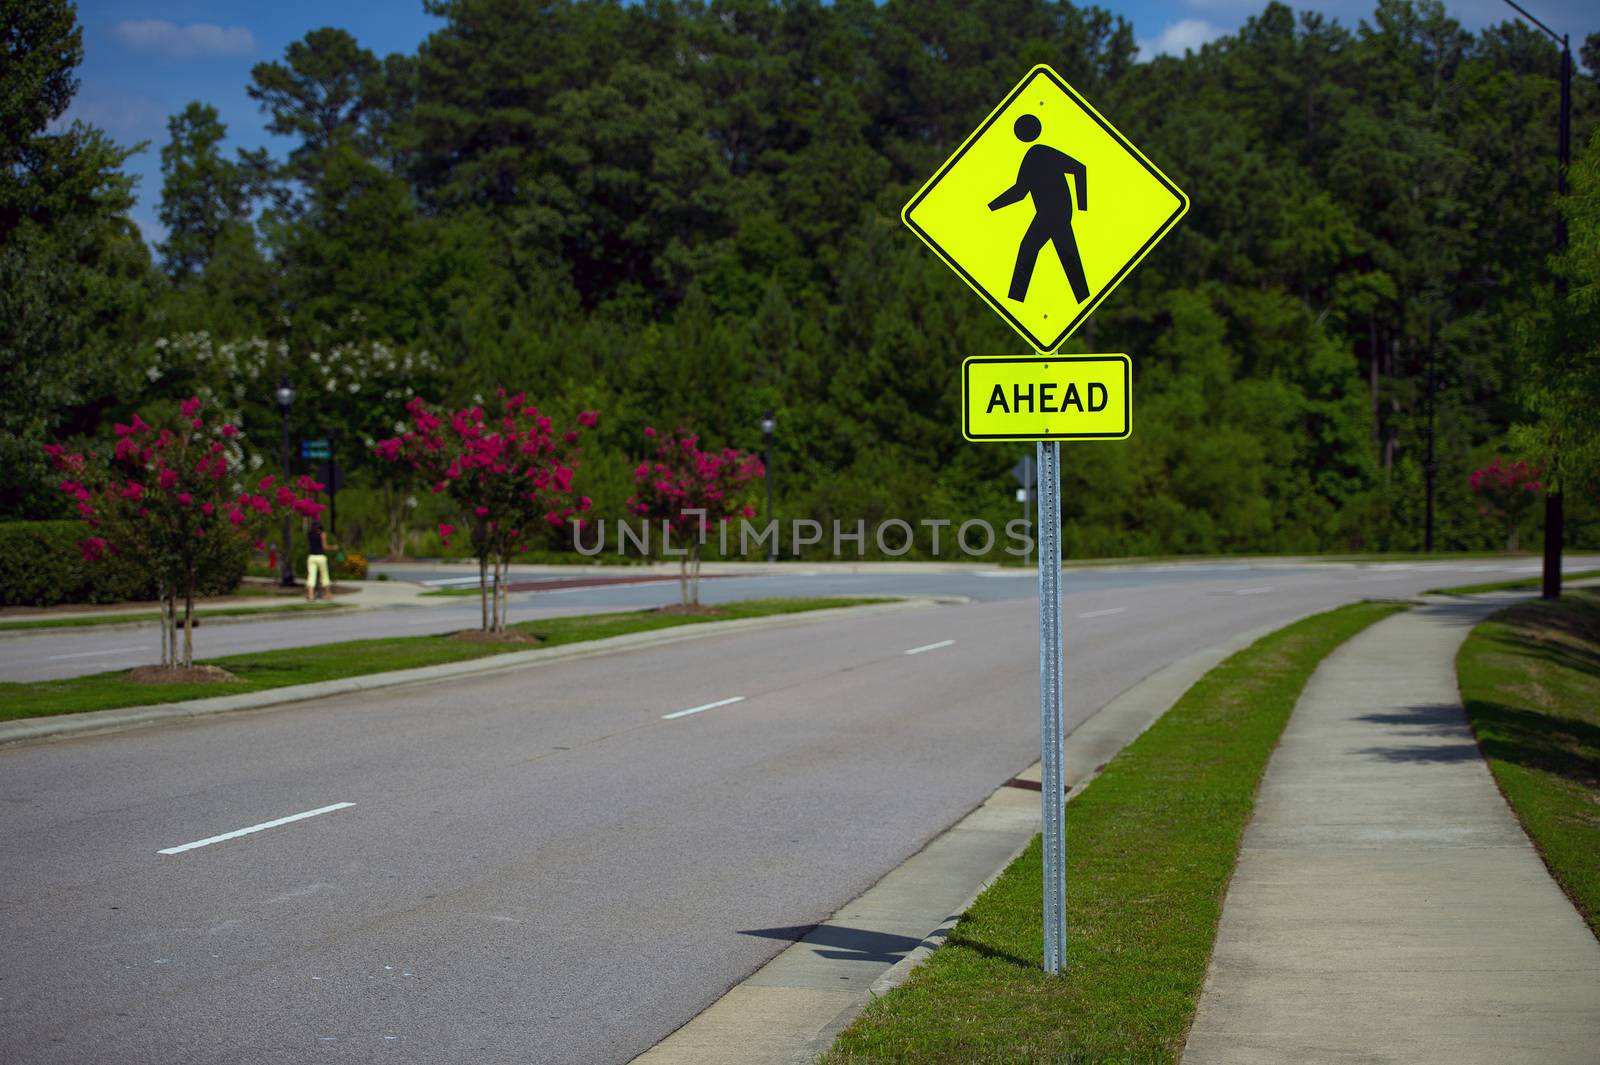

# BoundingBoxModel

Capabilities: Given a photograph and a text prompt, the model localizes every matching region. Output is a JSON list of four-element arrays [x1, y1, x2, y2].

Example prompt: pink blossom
[[158, 468, 178, 490], [221, 424, 239, 438], [177, 492, 193, 506], [578, 410, 599, 428], [180, 397, 202, 417], [80, 536, 107, 562]]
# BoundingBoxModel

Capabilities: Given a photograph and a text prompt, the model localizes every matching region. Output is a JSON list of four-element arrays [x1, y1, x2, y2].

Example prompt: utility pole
[[1501, 0, 1571, 598], [1425, 312, 1436, 553]]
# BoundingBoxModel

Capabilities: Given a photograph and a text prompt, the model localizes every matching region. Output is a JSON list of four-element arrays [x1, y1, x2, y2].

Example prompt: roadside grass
[[1426, 569, 1600, 596], [0, 601, 351, 632], [821, 600, 1405, 1065], [1457, 589, 1600, 938], [419, 586, 479, 597], [0, 597, 887, 724]]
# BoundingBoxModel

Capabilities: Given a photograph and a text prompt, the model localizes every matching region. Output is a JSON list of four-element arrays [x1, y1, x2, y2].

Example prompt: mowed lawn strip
[[822, 600, 1405, 1065], [0, 597, 887, 723], [1457, 589, 1600, 938], [1426, 569, 1600, 596]]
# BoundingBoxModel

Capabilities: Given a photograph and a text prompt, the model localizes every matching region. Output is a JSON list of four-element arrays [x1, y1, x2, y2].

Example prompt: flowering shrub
[[45, 398, 322, 669], [626, 427, 764, 606], [147, 333, 443, 558], [376, 391, 597, 631], [1470, 457, 1542, 552]]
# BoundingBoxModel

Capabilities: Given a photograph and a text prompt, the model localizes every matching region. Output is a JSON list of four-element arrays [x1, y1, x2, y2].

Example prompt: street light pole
[[1500, 0, 1571, 599], [760, 411, 776, 562], [1425, 311, 1436, 553], [276, 377, 297, 588]]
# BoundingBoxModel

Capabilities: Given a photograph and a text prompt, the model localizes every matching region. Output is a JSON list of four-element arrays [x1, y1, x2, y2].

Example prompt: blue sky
[[67, 0, 1591, 247]]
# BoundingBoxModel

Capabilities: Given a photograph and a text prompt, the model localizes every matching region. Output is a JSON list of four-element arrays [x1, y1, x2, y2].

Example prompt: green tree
[[157, 102, 252, 280]]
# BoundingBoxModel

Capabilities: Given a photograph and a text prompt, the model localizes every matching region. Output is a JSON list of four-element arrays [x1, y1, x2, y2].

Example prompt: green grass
[[821, 599, 1406, 1065], [0, 601, 351, 631], [419, 586, 480, 597], [1425, 569, 1600, 596], [1457, 590, 1600, 939], [0, 597, 886, 723]]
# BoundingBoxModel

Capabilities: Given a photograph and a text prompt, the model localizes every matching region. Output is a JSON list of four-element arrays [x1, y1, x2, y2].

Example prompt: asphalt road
[[0, 559, 1585, 1065], [0, 557, 1579, 682]]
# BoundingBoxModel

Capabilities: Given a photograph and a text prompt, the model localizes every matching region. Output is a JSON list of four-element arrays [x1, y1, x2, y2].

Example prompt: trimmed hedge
[[0, 521, 246, 607]]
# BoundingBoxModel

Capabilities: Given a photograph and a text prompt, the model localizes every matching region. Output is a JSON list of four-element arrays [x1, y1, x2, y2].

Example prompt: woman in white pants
[[305, 520, 337, 601]]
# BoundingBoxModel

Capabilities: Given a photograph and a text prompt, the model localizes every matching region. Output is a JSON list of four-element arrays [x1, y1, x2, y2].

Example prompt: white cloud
[[1138, 19, 1227, 61], [112, 20, 255, 59]]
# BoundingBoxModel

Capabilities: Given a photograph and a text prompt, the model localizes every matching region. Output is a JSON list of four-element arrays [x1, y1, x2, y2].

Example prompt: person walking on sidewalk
[[305, 520, 337, 602]]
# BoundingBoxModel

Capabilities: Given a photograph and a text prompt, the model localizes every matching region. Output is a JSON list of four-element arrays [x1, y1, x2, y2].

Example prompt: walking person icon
[[988, 114, 1090, 304]]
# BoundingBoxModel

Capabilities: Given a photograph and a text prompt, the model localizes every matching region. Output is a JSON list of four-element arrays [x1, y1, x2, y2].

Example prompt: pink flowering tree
[[45, 398, 323, 671], [1470, 457, 1543, 552], [376, 391, 598, 633], [626, 427, 765, 607]]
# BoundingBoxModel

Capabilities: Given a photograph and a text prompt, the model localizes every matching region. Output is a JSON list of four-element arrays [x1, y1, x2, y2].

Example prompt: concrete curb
[[0, 598, 939, 749], [631, 608, 1326, 1065]]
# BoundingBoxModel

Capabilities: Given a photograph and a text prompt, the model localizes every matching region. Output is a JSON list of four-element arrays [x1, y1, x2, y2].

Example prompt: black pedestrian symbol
[[988, 114, 1089, 304]]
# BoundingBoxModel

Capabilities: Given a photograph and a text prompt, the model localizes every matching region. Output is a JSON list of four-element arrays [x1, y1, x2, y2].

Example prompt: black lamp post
[[759, 411, 776, 563], [276, 376, 297, 588], [1500, 0, 1571, 598]]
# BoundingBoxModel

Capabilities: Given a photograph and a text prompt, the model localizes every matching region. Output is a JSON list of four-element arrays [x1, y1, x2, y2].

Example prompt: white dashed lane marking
[[158, 802, 355, 855], [662, 696, 745, 721]]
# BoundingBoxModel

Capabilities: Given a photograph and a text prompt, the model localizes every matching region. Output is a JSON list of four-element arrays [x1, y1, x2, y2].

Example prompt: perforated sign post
[[904, 64, 1187, 974]]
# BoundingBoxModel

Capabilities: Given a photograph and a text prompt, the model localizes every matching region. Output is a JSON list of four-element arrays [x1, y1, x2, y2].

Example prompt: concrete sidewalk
[[1183, 598, 1600, 1064]]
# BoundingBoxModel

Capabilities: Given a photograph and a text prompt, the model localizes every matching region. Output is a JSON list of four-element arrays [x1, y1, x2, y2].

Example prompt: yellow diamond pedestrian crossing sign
[[903, 64, 1188, 353]]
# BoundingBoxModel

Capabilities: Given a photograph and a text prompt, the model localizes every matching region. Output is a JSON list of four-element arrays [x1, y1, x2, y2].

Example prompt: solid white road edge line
[[1077, 607, 1125, 619], [903, 640, 955, 656], [158, 802, 356, 855], [662, 696, 745, 721]]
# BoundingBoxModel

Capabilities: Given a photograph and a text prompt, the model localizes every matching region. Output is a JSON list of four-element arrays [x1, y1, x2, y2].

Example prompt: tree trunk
[[167, 593, 177, 668], [158, 580, 172, 668], [384, 483, 405, 560], [678, 555, 690, 607], [494, 555, 507, 632], [689, 544, 702, 607], [479, 554, 489, 632], [181, 563, 195, 670]]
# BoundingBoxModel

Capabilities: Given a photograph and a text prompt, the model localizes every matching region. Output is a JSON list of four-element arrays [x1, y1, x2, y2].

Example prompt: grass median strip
[[0, 601, 351, 632], [821, 599, 1404, 1065], [1457, 589, 1600, 938], [0, 597, 886, 724], [1425, 569, 1600, 596]]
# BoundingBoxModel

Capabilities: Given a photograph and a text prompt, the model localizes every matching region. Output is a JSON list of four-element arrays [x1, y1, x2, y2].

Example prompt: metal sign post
[[902, 62, 1186, 974], [1036, 440, 1067, 973]]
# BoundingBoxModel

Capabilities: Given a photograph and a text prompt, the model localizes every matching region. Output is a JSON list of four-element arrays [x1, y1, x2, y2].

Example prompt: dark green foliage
[[0, 521, 245, 606], [7, 0, 1599, 559]]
